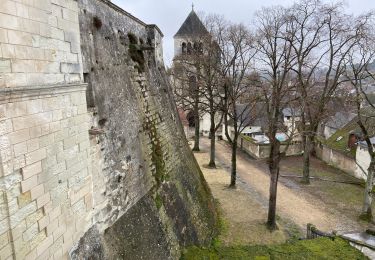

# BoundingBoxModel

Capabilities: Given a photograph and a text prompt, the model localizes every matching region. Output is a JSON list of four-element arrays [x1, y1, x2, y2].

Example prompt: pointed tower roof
[[174, 10, 208, 38]]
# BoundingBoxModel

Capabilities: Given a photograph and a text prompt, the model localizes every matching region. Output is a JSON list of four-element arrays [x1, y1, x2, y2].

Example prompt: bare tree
[[200, 15, 226, 167], [343, 12, 375, 220], [218, 22, 258, 187], [254, 6, 296, 230], [287, 0, 362, 183], [171, 41, 208, 152]]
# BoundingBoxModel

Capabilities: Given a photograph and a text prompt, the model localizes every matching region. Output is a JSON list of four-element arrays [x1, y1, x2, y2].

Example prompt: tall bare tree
[[343, 13, 375, 220], [171, 40, 208, 152], [254, 6, 296, 230], [218, 22, 258, 187], [287, 0, 362, 183]]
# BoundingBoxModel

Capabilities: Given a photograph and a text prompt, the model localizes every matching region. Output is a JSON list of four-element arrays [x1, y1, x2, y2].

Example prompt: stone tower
[[173, 8, 209, 57]]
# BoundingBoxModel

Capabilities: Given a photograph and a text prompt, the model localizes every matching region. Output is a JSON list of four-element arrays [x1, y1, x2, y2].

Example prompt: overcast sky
[[111, 0, 375, 67]]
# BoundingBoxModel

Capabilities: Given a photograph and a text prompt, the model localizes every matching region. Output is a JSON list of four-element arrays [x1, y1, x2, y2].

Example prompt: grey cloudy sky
[[111, 0, 375, 66]]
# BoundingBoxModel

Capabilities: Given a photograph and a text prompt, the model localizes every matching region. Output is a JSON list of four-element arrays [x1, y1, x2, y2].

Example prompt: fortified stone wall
[[0, 0, 217, 259], [0, 1, 92, 259]]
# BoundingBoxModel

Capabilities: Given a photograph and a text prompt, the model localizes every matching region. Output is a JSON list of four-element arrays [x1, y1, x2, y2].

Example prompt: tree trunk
[[267, 139, 280, 230], [208, 124, 216, 168], [230, 136, 238, 188], [361, 161, 375, 221], [192, 96, 200, 151], [192, 114, 200, 151], [302, 134, 312, 184]]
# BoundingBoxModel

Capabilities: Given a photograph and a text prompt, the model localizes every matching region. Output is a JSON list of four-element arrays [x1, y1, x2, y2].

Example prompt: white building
[[356, 137, 375, 180]]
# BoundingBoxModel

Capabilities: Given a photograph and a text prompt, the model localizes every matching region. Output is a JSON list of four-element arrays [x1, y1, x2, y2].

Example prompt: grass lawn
[[182, 237, 367, 260]]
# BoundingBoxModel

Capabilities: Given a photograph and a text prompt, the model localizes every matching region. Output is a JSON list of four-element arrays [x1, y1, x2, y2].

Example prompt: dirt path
[[193, 148, 289, 246], [200, 138, 364, 234]]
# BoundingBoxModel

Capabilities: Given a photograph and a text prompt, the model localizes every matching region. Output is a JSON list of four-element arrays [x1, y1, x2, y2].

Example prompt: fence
[[306, 224, 335, 240]]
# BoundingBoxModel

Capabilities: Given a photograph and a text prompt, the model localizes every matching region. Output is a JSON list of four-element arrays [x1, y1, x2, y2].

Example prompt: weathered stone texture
[[71, 0, 217, 258], [0, 0, 217, 259], [0, 0, 83, 88]]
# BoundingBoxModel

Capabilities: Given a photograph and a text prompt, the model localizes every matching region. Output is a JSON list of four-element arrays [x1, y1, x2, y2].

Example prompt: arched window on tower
[[193, 42, 198, 53], [182, 42, 187, 54], [187, 42, 192, 54], [199, 42, 203, 54]]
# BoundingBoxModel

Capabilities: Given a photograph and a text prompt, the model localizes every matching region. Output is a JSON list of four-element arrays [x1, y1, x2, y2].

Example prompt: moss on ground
[[181, 237, 367, 260]]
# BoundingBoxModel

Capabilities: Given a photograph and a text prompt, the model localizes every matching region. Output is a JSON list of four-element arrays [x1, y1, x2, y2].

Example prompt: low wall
[[315, 143, 356, 176], [238, 136, 303, 159]]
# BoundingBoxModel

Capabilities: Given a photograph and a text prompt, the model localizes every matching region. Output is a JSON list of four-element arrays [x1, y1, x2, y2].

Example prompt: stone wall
[[0, 0, 83, 87], [238, 136, 303, 159], [315, 143, 357, 177], [71, 0, 217, 258], [1, 1, 217, 259], [0, 0, 94, 259]]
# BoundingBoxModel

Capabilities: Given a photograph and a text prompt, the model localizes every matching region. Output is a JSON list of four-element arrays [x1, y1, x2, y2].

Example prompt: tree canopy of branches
[[254, 5, 297, 230], [218, 22, 258, 187], [343, 12, 375, 220]]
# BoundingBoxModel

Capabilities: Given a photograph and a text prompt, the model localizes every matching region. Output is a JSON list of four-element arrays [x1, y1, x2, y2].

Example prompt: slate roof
[[282, 107, 301, 117], [174, 10, 209, 38], [325, 111, 356, 129], [226, 103, 269, 130]]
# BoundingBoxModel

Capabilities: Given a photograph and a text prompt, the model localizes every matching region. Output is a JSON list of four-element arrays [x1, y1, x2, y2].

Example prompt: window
[[187, 42, 192, 54], [182, 42, 187, 54]]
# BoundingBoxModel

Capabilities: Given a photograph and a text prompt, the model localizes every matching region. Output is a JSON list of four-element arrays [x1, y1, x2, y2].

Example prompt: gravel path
[[200, 138, 365, 234]]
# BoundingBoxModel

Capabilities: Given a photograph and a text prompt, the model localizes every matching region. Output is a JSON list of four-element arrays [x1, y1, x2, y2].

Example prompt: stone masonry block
[[0, 59, 11, 73], [25, 148, 47, 165], [32, 0, 51, 11], [9, 128, 30, 145], [22, 19, 40, 35], [13, 236, 30, 259], [60, 62, 81, 73], [0, 243, 12, 260], [46, 218, 58, 236], [14, 141, 28, 157], [30, 184, 44, 200], [8, 30, 33, 46], [10, 202, 36, 228], [15, 2, 29, 18], [0, 218, 9, 236], [62, 8, 78, 23], [38, 215, 49, 231], [0, 13, 21, 31], [22, 161, 42, 180], [18, 191, 32, 208], [57, 16, 77, 32], [0, 231, 9, 250], [0, 1, 17, 16], [28, 6, 48, 23], [28, 230, 46, 251], [48, 206, 61, 222], [6, 102, 27, 118], [14, 45, 28, 60], [30, 126, 42, 139], [36, 192, 50, 209], [0, 119, 13, 136], [21, 175, 38, 193], [36, 236, 53, 256], [25, 209, 44, 228], [23, 222, 39, 241], [27, 138, 40, 153], [1, 44, 15, 58], [39, 23, 51, 38], [0, 28, 8, 43]]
